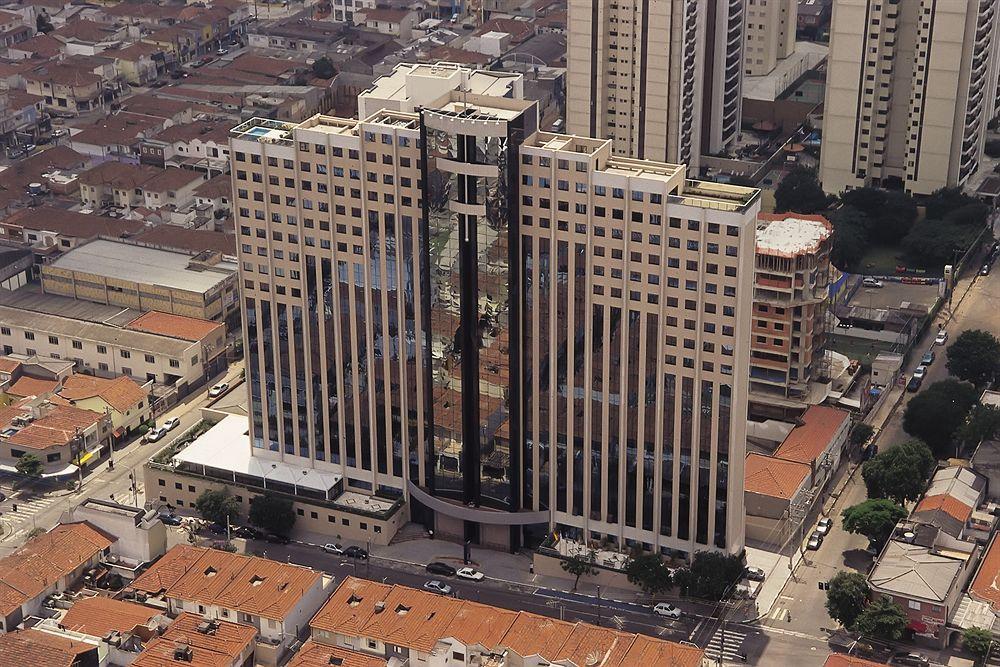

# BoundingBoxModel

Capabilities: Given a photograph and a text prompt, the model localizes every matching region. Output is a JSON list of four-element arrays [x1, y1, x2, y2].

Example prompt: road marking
[[688, 616, 706, 641], [769, 607, 789, 622], [703, 627, 748, 661]]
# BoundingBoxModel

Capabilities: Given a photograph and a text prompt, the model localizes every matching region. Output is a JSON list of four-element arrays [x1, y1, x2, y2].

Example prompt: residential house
[[58, 596, 160, 638], [140, 167, 204, 210], [69, 111, 166, 158], [23, 62, 106, 115], [0, 206, 145, 251], [140, 120, 230, 174], [248, 19, 345, 54], [0, 397, 111, 472], [0, 145, 88, 216], [868, 521, 980, 646], [310, 577, 706, 667], [192, 174, 232, 215], [135, 226, 236, 256], [129, 545, 332, 664], [0, 628, 100, 664], [0, 90, 44, 149], [132, 613, 257, 667], [77, 161, 159, 208], [0, 521, 115, 632], [357, 8, 419, 41], [771, 405, 851, 489], [911, 466, 990, 541], [6, 33, 63, 60], [102, 41, 166, 85], [57, 373, 151, 438], [61, 498, 168, 564], [0, 10, 30, 48], [744, 452, 812, 546], [50, 19, 124, 55], [287, 641, 386, 667]]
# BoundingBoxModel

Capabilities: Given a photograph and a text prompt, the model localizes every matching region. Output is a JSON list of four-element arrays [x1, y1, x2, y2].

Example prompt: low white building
[[61, 498, 167, 565]]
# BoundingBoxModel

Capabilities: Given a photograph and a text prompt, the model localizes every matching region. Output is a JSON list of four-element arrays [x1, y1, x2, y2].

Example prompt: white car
[[208, 382, 229, 397], [145, 427, 166, 442], [423, 580, 453, 595], [934, 330, 948, 346], [216, 47, 228, 56], [863, 277, 883, 288], [162, 417, 181, 431], [456, 567, 484, 581], [912, 365, 927, 380], [816, 517, 834, 536], [653, 602, 682, 619], [322, 543, 345, 555]]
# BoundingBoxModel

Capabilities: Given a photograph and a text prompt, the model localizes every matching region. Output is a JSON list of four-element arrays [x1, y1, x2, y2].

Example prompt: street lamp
[[262, 463, 277, 489]]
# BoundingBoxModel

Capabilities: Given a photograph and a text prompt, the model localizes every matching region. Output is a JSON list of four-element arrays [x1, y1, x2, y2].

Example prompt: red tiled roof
[[59, 596, 159, 637], [126, 310, 224, 342], [0, 628, 96, 665], [286, 641, 386, 667], [6, 375, 59, 398], [913, 494, 974, 524], [58, 374, 148, 413], [970, 533, 1000, 612], [774, 405, 850, 464], [132, 612, 257, 667], [3, 402, 104, 451], [744, 452, 811, 500], [3, 206, 145, 239]]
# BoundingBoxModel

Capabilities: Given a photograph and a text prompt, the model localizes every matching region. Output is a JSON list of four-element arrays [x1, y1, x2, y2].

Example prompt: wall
[[64, 504, 167, 564]]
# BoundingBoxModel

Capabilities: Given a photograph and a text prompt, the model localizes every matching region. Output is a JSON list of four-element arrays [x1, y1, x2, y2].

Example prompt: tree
[[774, 166, 831, 214], [957, 405, 1000, 455], [248, 491, 297, 536], [828, 207, 869, 271], [36, 11, 53, 33], [964, 627, 994, 664], [671, 551, 744, 601], [945, 201, 990, 227], [903, 380, 980, 456], [311, 56, 336, 79], [561, 550, 597, 591], [842, 499, 908, 550], [624, 553, 673, 603], [840, 188, 917, 244], [861, 440, 935, 504], [925, 187, 980, 220], [902, 219, 979, 269], [850, 423, 875, 448], [15, 453, 43, 479], [854, 595, 908, 641], [947, 330, 1000, 388], [194, 487, 240, 526], [825, 571, 870, 629]]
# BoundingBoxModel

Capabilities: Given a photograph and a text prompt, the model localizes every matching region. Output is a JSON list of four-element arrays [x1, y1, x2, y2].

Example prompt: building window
[[120, 350, 131, 359], [48, 336, 58, 345], [908, 600, 921, 610]]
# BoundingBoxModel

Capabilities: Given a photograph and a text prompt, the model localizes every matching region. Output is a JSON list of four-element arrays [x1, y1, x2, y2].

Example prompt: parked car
[[426, 561, 457, 577], [158, 513, 182, 526], [920, 350, 935, 366], [982, 263, 992, 276], [862, 277, 883, 288], [806, 531, 824, 550], [456, 567, 484, 581], [162, 417, 181, 431], [208, 382, 229, 397], [652, 602, 682, 619], [344, 545, 368, 559], [322, 543, 345, 555], [935, 330, 948, 346], [888, 652, 930, 667], [145, 426, 167, 442], [208, 522, 227, 535], [216, 47, 228, 55], [906, 375, 923, 392], [265, 533, 290, 544], [231, 526, 259, 539], [52, 128, 67, 138], [815, 517, 834, 536], [423, 580, 453, 595], [744, 566, 766, 582], [912, 365, 927, 380]]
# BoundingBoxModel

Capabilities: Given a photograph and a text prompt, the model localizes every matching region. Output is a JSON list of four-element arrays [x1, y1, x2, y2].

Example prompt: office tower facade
[[821, 0, 1000, 196], [230, 64, 759, 557], [566, 0, 745, 165], [744, 0, 796, 76]]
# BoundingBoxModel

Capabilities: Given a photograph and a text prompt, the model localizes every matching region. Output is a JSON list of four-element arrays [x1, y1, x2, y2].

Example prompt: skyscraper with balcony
[[230, 63, 759, 557], [565, 0, 745, 165], [821, 0, 1000, 195]]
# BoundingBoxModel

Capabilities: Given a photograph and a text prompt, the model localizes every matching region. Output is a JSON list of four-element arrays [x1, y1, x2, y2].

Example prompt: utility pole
[[596, 585, 602, 627]]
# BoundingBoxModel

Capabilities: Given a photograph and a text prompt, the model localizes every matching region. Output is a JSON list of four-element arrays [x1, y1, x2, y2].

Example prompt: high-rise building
[[744, 0, 796, 76], [565, 0, 745, 165], [821, 0, 1000, 195], [230, 63, 760, 557]]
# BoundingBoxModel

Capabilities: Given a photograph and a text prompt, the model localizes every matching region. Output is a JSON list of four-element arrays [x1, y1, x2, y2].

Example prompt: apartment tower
[[821, 0, 1000, 195], [566, 0, 746, 165], [744, 0, 796, 76], [230, 63, 759, 557]]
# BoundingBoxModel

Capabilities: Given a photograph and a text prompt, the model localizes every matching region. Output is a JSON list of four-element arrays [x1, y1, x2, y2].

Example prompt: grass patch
[[828, 334, 897, 370], [856, 245, 904, 276]]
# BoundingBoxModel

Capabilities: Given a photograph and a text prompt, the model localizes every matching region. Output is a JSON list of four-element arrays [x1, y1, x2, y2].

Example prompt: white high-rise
[[744, 0, 796, 76]]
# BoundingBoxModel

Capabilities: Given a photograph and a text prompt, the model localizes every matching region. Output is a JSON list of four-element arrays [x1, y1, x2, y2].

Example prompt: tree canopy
[[248, 492, 297, 536], [15, 453, 42, 479], [947, 329, 1000, 388], [842, 499, 908, 550], [624, 553, 673, 602], [903, 380, 980, 456], [839, 188, 918, 244], [560, 550, 597, 591], [774, 166, 831, 214], [194, 487, 240, 526], [825, 571, 870, 629], [828, 207, 870, 272], [957, 405, 1000, 456], [861, 440, 935, 504], [854, 595, 908, 641], [963, 626, 993, 663], [311, 56, 336, 79], [672, 551, 744, 601]]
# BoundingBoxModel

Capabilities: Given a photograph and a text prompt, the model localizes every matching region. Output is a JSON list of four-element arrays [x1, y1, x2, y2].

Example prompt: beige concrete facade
[[229, 69, 758, 557], [566, 0, 744, 164], [744, 0, 796, 76], [821, 0, 1000, 195]]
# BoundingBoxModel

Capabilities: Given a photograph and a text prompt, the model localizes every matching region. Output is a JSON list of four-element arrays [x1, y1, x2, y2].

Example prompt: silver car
[[423, 580, 453, 595]]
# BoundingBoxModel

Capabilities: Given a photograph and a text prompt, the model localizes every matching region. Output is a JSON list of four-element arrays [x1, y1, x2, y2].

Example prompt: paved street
[[765, 252, 1000, 654]]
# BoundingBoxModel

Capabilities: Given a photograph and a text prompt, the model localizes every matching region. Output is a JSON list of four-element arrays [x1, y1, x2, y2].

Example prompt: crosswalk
[[767, 606, 790, 623], [703, 626, 748, 663], [0, 493, 64, 540]]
